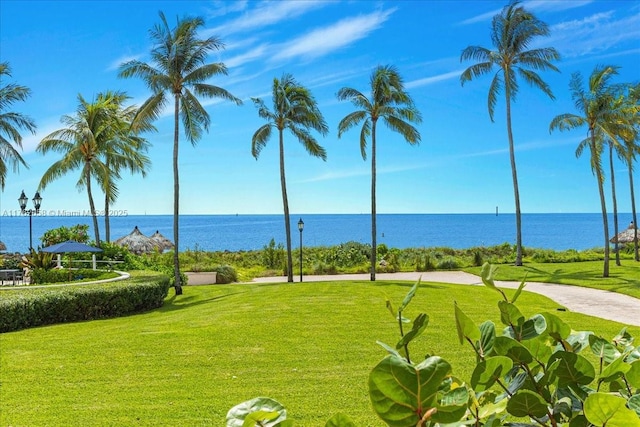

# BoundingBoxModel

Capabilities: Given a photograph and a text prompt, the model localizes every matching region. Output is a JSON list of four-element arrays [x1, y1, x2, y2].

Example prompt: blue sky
[[1, 0, 639, 216]]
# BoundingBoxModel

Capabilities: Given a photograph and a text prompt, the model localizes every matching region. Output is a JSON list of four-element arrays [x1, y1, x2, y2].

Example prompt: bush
[[215, 265, 237, 284], [0, 276, 170, 333], [436, 256, 458, 270], [29, 268, 106, 284]]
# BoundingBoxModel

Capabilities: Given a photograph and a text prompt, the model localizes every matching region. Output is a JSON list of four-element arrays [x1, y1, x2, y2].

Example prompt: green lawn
[[465, 260, 640, 299], [1, 279, 638, 426]]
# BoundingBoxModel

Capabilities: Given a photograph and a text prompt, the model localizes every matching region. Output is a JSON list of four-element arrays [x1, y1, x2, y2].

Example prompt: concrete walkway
[[238, 271, 640, 327]]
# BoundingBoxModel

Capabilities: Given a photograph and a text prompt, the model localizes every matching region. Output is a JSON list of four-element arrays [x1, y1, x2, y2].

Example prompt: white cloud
[[205, 0, 331, 36], [458, 0, 593, 25], [223, 44, 270, 68], [206, 0, 248, 19], [406, 70, 462, 89], [273, 9, 395, 61], [549, 11, 640, 58]]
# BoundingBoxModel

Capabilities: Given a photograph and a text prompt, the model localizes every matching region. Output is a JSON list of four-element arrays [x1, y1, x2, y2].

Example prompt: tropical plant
[[0, 61, 36, 188], [99, 92, 152, 242], [41, 224, 90, 246], [620, 83, 640, 261], [337, 65, 421, 281], [251, 74, 328, 282], [460, 0, 560, 267], [550, 65, 633, 277], [37, 91, 146, 247], [119, 11, 242, 295]]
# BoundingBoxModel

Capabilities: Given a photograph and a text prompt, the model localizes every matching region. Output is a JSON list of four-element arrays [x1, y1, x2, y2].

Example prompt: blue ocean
[[0, 212, 633, 254]]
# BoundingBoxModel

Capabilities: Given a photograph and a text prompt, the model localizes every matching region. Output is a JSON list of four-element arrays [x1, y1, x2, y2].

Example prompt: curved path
[[242, 271, 640, 327]]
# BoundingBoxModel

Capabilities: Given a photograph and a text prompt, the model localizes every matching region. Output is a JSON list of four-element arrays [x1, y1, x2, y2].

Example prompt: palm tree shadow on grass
[[160, 290, 248, 312]]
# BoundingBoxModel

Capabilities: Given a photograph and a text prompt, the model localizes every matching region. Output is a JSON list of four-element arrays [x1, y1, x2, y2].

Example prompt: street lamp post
[[297, 218, 304, 282], [19, 190, 42, 251]]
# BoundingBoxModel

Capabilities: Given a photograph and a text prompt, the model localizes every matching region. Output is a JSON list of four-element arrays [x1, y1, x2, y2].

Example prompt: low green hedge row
[[0, 277, 170, 333], [30, 268, 107, 284]]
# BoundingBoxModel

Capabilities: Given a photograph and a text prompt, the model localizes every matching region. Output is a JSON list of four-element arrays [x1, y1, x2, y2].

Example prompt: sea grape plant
[[228, 263, 640, 426], [454, 263, 640, 426]]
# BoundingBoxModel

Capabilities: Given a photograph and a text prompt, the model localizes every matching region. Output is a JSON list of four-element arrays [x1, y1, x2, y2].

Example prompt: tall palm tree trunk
[[173, 95, 182, 295], [85, 164, 101, 246], [609, 144, 620, 265], [629, 161, 639, 261], [371, 119, 378, 281], [279, 129, 293, 282], [104, 192, 111, 243], [505, 92, 523, 266], [104, 158, 111, 243], [591, 134, 610, 277]]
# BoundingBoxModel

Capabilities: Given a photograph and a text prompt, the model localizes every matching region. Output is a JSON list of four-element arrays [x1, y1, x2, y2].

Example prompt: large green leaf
[[431, 386, 468, 424], [518, 314, 547, 341], [548, 351, 595, 388], [599, 356, 630, 383], [398, 279, 420, 313], [226, 397, 287, 427], [493, 336, 534, 365], [566, 331, 592, 353], [454, 302, 480, 345], [612, 327, 634, 348], [542, 312, 572, 343], [471, 356, 513, 391], [627, 360, 640, 388], [498, 301, 524, 328], [510, 276, 527, 303], [506, 389, 549, 418], [396, 313, 429, 349], [369, 355, 452, 427], [325, 413, 356, 427], [478, 321, 496, 358], [590, 335, 621, 364], [521, 335, 552, 367], [629, 394, 640, 418], [584, 392, 640, 427]]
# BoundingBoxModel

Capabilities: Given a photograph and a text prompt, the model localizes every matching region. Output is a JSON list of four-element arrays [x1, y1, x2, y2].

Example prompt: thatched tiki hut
[[150, 230, 174, 252], [114, 226, 159, 255], [610, 222, 639, 245]]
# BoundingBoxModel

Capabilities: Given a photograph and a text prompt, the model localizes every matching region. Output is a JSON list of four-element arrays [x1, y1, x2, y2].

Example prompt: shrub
[[436, 256, 458, 270], [29, 268, 106, 284], [0, 276, 170, 333], [215, 265, 237, 284], [262, 239, 285, 269], [40, 224, 90, 247]]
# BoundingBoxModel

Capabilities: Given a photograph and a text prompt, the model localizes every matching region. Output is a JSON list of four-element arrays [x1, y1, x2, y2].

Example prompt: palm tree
[[119, 12, 242, 295], [460, 0, 560, 266], [37, 93, 118, 245], [0, 62, 36, 189], [100, 92, 152, 242], [606, 83, 639, 266], [337, 65, 421, 281], [549, 66, 632, 277], [620, 83, 640, 261], [251, 74, 328, 282]]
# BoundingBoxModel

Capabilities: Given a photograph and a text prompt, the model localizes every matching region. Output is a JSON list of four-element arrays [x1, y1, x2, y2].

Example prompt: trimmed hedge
[[0, 277, 170, 333]]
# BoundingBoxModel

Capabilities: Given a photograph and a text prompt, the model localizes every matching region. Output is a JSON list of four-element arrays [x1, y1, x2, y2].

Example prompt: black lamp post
[[297, 218, 304, 282], [19, 190, 42, 251]]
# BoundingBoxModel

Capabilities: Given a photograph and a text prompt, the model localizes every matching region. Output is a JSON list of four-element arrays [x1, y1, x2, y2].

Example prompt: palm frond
[[251, 124, 272, 159]]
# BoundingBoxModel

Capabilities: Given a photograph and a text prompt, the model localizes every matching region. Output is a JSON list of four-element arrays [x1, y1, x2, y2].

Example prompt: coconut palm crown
[[252, 73, 328, 282], [460, 0, 560, 267], [119, 11, 242, 295], [0, 62, 36, 189], [337, 65, 422, 281]]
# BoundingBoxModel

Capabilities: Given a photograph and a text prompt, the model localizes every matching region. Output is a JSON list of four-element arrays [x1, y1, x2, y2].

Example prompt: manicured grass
[[1, 279, 638, 426], [465, 260, 640, 299]]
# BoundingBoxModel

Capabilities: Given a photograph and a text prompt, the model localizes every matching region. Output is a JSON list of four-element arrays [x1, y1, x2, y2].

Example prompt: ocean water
[[0, 212, 632, 253]]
